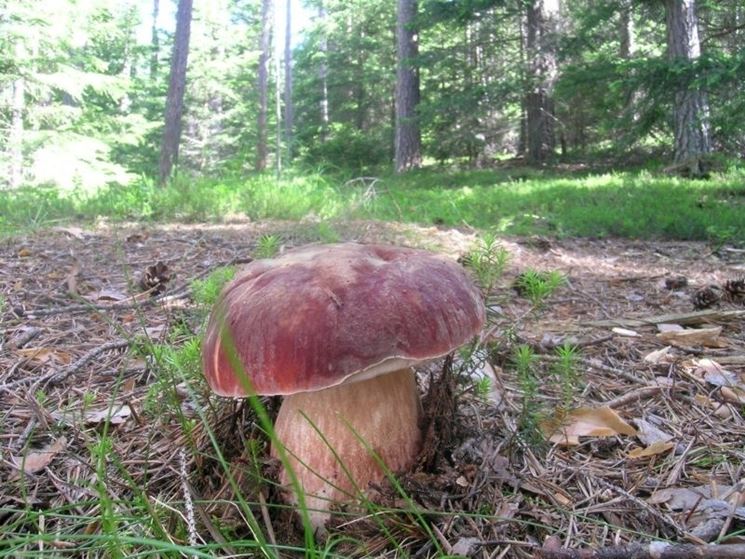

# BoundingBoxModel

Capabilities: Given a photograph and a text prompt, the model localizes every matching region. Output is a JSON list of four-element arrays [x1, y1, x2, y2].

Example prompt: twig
[[179, 448, 198, 552], [592, 477, 684, 539], [0, 340, 131, 392], [604, 386, 665, 409], [585, 309, 745, 329], [539, 538, 745, 559], [24, 256, 252, 318]]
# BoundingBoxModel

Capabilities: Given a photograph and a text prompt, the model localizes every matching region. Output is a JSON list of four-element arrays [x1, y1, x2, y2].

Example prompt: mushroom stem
[[271, 368, 422, 528]]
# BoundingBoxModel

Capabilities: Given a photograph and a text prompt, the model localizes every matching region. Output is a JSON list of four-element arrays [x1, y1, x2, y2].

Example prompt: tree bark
[[284, 0, 293, 162], [256, 0, 272, 172], [394, 0, 422, 173], [150, 0, 160, 80], [524, 0, 558, 165], [8, 42, 25, 189], [318, 3, 329, 141], [619, 0, 634, 59], [664, 0, 711, 176], [158, 0, 193, 185]]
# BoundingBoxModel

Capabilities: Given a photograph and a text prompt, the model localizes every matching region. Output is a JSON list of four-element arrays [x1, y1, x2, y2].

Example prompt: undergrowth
[[2, 166, 745, 242]]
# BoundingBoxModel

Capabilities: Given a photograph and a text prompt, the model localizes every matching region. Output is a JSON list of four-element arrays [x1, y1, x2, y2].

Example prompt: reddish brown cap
[[203, 243, 485, 397]]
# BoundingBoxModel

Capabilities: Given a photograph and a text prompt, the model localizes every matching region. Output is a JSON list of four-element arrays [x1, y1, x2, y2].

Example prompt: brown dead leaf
[[644, 346, 673, 364], [16, 346, 73, 365], [657, 326, 726, 348], [83, 405, 132, 426], [721, 386, 745, 405], [628, 441, 675, 459], [13, 437, 67, 474], [542, 406, 638, 446], [18, 247, 32, 257], [694, 394, 733, 419]]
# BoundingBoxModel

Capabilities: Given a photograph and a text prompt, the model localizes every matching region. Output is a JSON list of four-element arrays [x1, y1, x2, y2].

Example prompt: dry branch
[[585, 309, 745, 329], [539, 538, 745, 559]]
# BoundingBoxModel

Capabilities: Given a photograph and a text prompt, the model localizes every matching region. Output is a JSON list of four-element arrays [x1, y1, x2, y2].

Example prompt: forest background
[[1, 0, 744, 239]]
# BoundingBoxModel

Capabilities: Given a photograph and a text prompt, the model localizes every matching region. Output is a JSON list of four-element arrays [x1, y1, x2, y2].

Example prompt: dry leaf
[[628, 441, 675, 459], [542, 406, 638, 446], [53, 226, 85, 239], [16, 346, 73, 365], [694, 394, 733, 419], [14, 437, 67, 474], [644, 346, 673, 364], [695, 358, 738, 386], [657, 326, 726, 348], [18, 247, 32, 257], [634, 418, 673, 446], [83, 405, 132, 426], [649, 485, 738, 509], [657, 323, 684, 333], [721, 386, 745, 405]]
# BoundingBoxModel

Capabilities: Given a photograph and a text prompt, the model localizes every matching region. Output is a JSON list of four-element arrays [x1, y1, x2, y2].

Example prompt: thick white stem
[[271, 368, 421, 528]]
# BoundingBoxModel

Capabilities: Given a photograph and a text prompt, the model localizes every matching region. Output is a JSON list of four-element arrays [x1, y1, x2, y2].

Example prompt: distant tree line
[[1, 0, 743, 189]]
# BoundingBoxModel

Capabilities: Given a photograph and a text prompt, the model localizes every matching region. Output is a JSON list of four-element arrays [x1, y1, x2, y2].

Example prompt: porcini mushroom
[[202, 243, 484, 528]]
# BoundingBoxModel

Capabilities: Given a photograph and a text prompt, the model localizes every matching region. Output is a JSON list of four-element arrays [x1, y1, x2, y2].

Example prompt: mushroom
[[202, 243, 484, 528]]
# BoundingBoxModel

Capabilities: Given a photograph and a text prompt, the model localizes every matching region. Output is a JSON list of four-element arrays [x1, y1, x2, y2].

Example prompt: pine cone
[[723, 278, 745, 303], [139, 261, 171, 295], [691, 285, 723, 310]]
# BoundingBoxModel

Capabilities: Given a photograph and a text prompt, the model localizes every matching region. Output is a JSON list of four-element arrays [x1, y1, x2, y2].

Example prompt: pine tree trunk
[[524, 0, 558, 165], [284, 0, 293, 162], [8, 45, 24, 189], [664, 0, 711, 176], [318, 3, 329, 141], [619, 0, 634, 59], [158, 0, 192, 185], [150, 0, 160, 80], [394, 0, 422, 173], [256, 0, 272, 172]]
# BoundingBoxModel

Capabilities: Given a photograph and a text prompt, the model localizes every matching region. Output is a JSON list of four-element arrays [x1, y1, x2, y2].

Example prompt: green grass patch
[[2, 166, 744, 241]]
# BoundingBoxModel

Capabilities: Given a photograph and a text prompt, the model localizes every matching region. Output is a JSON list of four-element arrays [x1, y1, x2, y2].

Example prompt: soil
[[1, 219, 744, 558]]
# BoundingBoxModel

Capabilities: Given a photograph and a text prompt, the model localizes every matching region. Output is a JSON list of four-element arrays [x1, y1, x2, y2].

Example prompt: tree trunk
[[664, 0, 711, 176], [8, 42, 25, 189], [256, 0, 272, 172], [158, 0, 193, 185], [275, 8, 282, 176], [619, 0, 634, 59], [284, 0, 293, 162], [150, 0, 160, 80], [318, 3, 329, 141], [524, 0, 558, 165], [394, 0, 422, 173]]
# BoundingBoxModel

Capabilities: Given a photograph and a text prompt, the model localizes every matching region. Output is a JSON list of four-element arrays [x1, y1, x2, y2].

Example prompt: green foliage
[[255, 234, 281, 259], [514, 269, 565, 307], [2, 167, 745, 242], [302, 124, 391, 171], [464, 232, 509, 293], [141, 337, 203, 418], [190, 266, 236, 308]]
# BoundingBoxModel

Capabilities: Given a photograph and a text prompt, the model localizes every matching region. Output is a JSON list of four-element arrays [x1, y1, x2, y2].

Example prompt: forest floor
[[1, 219, 745, 558]]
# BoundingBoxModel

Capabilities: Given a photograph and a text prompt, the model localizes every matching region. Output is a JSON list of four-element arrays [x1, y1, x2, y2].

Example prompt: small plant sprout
[[465, 232, 509, 294], [514, 269, 565, 307], [255, 233, 281, 259], [190, 266, 236, 308], [512, 344, 543, 445], [552, 343, 581, 410]]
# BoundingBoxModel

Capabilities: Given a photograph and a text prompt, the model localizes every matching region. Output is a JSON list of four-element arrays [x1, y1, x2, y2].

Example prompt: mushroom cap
[[203, 243, 485, 397]]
